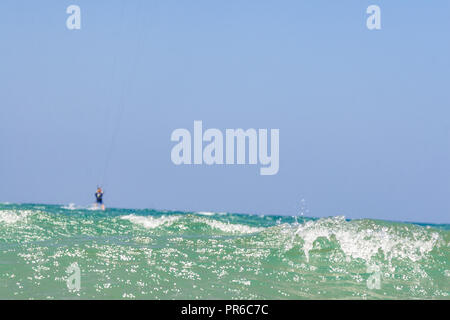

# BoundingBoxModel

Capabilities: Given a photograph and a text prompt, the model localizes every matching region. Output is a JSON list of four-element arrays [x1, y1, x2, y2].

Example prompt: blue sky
[[0, 1, 449, 223]]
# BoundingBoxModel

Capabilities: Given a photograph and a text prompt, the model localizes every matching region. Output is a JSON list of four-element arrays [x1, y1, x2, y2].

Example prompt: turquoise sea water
[[0, 203, 448, 299]]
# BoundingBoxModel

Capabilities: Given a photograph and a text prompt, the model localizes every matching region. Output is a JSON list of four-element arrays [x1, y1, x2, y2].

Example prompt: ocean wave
[[197, 217, 265, 234], [61, 203, 102, 211], [62, 203, 80, 210], [196, 211, 227, 216], [0, 210, 33, 224], [293, 216, 441, 263], [196, 211, 215, 216], [120, 213, 264, 234], [120, 214, 181, 229], [1, 203, 448, 299]]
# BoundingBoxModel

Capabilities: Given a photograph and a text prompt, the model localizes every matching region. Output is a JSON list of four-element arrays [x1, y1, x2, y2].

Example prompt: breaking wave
[[121, 214, 181, 229]]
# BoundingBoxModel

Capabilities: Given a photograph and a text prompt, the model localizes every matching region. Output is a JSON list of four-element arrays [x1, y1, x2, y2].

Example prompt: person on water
[[95, 187, 105, 211]]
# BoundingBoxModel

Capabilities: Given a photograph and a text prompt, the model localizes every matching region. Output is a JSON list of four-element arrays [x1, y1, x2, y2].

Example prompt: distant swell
[[198, 217, 264, 234], [121, 214, 181, 229], [120, 214, 264, 234]]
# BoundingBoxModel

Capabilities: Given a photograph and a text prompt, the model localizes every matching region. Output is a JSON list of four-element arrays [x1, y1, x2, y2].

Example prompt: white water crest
[[198, 217, 265, 234], [62, 203, 78, 210], [196, 211, 215, 216], [0, 210, 32, 224], [294, 216, 441, 263], [121, 214, 181, 229]]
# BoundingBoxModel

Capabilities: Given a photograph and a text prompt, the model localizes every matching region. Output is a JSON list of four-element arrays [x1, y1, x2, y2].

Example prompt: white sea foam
[[62, 203, 78, 210], [62, 203, 101, 211], [294, 216, 440, 263], [197, 211, 215, 216], [87, 204, 103, 211], [0, 210, 32, 224], [199, 218, 264, 234], [121, 214, 180, 229]]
